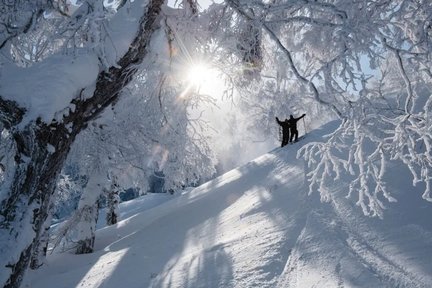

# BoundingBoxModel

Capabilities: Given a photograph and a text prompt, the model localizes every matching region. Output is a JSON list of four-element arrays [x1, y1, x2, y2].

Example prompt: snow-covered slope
[[25, 121, 432, 288]]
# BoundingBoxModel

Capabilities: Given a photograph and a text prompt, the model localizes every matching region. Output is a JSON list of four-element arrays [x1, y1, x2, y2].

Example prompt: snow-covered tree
[[0, 0, 166, 286], [106, 177, 120, 226], [208, 0, 432, 217], [73, 174, 105, 254]]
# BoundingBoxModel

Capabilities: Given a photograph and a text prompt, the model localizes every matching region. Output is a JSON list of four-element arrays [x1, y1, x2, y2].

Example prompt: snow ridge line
[[275, 219, 308, 288]]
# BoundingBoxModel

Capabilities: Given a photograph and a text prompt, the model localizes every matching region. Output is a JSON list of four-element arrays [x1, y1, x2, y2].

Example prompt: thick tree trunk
[[30, 203, 53, 270], [0, 121, 74, 288], [0, 1, 165, 287]]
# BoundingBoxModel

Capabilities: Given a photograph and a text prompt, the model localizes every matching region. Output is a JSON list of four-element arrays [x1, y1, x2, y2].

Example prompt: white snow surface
[[25, 121, 432, 288], [0, 52, 99, 124]]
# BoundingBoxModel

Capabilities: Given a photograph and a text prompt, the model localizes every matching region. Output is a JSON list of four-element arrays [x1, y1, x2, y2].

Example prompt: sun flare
[[182, 61, 226, 100], [187, 63, 212, 87]]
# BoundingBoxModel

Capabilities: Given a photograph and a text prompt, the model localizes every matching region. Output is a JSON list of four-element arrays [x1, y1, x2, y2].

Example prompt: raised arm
[[275, 117, 282, 125], [295, 114, 306, 121]]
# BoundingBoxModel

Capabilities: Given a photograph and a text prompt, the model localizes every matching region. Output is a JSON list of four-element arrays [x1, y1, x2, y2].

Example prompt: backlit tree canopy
[[0, 0, 431, 287]]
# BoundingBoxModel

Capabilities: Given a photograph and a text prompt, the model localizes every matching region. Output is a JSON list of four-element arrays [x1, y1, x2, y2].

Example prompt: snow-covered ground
[[24, 121, 432, 288]]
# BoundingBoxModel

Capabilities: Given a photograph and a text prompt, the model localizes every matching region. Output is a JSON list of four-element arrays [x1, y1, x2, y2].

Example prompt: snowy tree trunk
[[0, 121, 74, 288], [73, 176, 104, 254], [106, 183, 120, 226], [0, 1, 165, 287], [29, 203, 54, 270], [75, 202, 100, 254]]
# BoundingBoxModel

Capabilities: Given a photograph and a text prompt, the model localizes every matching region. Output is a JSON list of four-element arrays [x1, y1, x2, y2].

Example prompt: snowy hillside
[[24, 121, 432, 288]]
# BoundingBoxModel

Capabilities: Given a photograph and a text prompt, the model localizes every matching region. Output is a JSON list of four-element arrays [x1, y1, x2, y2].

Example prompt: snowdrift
[[25, 121, 432, 288]]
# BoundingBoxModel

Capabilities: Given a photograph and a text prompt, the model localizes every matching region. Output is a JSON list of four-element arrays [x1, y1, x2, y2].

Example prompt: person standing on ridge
[[287, 113, 306, 143], [275, 117, 290, 147]]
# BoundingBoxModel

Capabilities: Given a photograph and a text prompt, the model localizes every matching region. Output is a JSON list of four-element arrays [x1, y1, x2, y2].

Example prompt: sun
[[182, 61, 226, 100], [186, 63, 213, 87]]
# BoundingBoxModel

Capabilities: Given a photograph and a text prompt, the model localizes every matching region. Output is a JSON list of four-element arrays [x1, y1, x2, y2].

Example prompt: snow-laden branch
[[0, 98, 25, 129], [384, 114, 432, 201], [299, 68, 432, 216], [226, 0, 344, 118], [383, 39, 415, 114], [0, 6, 44, 50]]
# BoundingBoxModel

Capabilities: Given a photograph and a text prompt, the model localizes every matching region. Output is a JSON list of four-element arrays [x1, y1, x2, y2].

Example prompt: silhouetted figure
[[287, 114, 306, 142], [276, 117, 290, 147]]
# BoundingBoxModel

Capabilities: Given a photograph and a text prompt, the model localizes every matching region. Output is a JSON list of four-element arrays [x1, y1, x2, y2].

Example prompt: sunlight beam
[[187, 63, 212, 87]]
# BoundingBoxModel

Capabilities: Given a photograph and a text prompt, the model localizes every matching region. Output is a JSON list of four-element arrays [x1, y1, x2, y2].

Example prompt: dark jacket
[[287, 114, 305, 131], [276, 117, 290, 130]]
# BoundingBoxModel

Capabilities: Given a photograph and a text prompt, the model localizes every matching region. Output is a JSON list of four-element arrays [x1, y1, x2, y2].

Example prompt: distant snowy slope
[[25, 121, 432, 288]]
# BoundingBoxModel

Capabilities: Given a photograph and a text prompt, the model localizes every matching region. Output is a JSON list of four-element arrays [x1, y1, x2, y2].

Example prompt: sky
[[24, 120, 432, 287]]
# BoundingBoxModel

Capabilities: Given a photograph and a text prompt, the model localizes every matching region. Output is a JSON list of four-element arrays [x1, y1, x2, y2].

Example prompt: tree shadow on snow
[[77, 161, 274, 288]]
